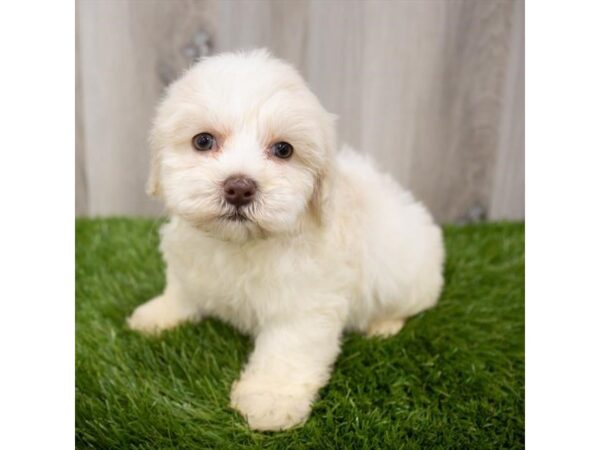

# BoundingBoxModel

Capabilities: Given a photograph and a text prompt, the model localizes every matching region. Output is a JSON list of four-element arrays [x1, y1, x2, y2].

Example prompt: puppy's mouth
[[223, 210, 250, 222]]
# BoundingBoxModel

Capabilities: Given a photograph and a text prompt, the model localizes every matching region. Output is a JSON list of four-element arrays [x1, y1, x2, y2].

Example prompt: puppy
[[128, 49, 444, 431]]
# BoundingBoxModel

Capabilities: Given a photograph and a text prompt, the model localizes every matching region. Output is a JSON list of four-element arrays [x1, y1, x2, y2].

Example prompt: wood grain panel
[[407, 0, 517, 222], [303, 0, 366, 154], [77, 0, 215, 216], [75, 5, 88, 216], [490, 0, 525, 220], [75, 0, 524, 222], [358, 0, 447, 187]]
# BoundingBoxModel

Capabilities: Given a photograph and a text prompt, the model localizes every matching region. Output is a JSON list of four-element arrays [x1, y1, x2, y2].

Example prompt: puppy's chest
[[166, 235, 322, 327], [184, 249, 276, 301]]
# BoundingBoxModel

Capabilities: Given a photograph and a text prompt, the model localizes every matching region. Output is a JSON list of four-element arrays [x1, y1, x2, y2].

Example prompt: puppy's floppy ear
[[146, 74, 185, 199], [145, 65, 195, 199], [309, 112, 338, 225], [146, 124, 162, 198], [310, 165, 333, 226]]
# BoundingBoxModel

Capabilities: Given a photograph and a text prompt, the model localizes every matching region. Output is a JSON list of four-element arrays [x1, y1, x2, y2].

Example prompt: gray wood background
[[76, 0, 524, 223]]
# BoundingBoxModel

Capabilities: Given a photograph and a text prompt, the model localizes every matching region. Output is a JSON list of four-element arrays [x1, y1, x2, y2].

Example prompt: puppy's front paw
[[230, 376, 314, 431], [127, 295, 199, 334]]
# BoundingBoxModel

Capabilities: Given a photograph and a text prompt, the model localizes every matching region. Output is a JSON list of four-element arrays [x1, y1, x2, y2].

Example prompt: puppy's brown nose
[[223, 176, 257, 207]]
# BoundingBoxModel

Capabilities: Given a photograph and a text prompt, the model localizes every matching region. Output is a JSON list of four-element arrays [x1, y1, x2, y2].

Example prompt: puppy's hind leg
[[366, 317, 406, 338]]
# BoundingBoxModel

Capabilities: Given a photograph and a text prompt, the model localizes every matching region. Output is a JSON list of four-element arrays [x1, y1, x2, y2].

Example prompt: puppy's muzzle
[[223, 176, 257, 207]]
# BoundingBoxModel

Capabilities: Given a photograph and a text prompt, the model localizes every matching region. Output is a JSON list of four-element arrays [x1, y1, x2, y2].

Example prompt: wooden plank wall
[[76, 0, 524, 223]]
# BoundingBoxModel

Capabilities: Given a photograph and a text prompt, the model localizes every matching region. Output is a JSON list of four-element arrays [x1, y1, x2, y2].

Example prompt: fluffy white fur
[[128, 50, 444, 431]]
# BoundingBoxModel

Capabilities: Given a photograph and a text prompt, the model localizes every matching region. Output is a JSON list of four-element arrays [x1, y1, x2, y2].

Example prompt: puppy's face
[[149, 51, 335, 241]]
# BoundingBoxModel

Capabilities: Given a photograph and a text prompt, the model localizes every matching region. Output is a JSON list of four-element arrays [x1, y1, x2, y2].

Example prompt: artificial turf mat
[[76, 218, 524, 449]]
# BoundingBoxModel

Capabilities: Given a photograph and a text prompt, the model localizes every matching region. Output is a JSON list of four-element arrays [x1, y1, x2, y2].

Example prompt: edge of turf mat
[[76, 218, 524, 449]]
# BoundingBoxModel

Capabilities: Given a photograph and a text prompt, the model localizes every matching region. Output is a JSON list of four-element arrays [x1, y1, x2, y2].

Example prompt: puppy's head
[[148, 49, 336, 241]]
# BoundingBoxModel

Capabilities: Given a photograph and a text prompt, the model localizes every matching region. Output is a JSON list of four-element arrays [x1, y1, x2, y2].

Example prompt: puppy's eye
[[192, 133, 216, 151], [272, 142, 294, 159]]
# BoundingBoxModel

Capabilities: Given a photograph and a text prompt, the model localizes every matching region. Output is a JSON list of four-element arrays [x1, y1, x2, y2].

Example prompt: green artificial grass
[[76, 218, 524, 449]]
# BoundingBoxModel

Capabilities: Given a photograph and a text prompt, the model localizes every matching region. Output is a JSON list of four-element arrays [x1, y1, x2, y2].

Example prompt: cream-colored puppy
[[128, 49, 444, 431]]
